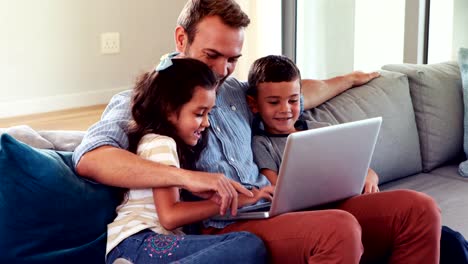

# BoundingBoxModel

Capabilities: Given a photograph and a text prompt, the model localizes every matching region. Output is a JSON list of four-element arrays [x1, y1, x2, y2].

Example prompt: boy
[[247, 55, 379, 193]]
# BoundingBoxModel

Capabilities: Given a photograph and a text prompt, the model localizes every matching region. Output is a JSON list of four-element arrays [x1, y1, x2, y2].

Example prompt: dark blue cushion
[[0, 134, 121, 264]]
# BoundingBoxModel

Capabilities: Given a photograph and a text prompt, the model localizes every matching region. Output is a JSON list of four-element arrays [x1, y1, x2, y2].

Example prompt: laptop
[[211, 117, 382, 220]]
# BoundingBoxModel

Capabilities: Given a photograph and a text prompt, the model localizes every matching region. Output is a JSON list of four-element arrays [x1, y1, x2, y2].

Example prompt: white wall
[[0, 0, 186, 118]]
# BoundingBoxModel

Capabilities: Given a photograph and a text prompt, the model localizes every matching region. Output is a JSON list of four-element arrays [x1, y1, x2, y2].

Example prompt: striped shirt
[[73, 77, 271, 229], [106, 134, 184, 255]]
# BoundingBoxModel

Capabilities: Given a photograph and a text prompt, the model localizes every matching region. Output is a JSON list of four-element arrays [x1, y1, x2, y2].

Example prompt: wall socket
[[100, 32, 120, 54]]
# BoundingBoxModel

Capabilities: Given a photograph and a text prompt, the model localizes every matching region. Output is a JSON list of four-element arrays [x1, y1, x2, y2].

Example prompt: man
[[74, 0, 441, 263]]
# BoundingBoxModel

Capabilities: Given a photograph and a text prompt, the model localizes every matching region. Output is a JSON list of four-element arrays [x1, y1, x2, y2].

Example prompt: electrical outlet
[[101, 32, 120, 54]]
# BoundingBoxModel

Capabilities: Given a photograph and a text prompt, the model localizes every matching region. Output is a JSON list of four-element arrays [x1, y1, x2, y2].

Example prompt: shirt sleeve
[[72, 90, 132, 168], [252, 135, 279, 173], [137, 134, 180, 168]]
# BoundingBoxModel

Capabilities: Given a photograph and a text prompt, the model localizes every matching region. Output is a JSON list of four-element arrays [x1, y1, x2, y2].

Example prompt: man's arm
[[77, 145, 250, 215], [301, 71, 380, 110]]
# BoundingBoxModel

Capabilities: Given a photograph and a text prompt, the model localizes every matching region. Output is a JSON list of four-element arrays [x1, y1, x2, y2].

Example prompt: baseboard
[[0, 87, 129, 118]]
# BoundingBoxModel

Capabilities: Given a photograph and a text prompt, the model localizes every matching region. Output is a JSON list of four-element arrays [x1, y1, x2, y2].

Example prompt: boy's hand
[[362, 168, 379, 194], [238, 185, 275, 208]]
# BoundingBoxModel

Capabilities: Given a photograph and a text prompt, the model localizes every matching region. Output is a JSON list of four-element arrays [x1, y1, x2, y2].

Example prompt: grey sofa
[[1, 61, 467, 241], [304, 61, 468, 237]]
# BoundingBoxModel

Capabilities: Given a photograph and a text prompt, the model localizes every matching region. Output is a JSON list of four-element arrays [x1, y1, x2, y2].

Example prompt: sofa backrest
[[382, 62, 463, 172], [303, 71, 422, 184]]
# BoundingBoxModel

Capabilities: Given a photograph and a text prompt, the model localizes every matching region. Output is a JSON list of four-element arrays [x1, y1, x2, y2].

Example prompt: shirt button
[[216, 126, 221, 132], [231, 105, 237, 111], [230, 157, 235, 162]]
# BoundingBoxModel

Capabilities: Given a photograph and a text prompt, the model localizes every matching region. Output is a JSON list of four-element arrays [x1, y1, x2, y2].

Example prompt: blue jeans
[[107, 229, 266, 264]]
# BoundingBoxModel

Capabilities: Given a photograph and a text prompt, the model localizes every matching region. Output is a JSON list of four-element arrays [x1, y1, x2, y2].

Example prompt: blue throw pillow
[[0, 134, 121, 264], [459, 47, 468, 177]]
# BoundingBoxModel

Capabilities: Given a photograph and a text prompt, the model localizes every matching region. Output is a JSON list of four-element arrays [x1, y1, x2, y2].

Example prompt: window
[[296, 0, 406, 79]]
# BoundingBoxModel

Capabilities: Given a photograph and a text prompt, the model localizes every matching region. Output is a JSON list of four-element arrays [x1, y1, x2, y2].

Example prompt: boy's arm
[[260, 168, 278, 186], [301, 71, 380, 110], [252, 136, 281, 185]]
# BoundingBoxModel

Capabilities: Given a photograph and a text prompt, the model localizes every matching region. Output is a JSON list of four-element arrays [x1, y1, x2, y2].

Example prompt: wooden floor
[[0, 104, 107, 131]]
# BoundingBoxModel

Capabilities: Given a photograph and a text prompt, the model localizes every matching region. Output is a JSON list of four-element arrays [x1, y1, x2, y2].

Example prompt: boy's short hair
[[247, 55, 301, 97], [177, 0, 250, 44]]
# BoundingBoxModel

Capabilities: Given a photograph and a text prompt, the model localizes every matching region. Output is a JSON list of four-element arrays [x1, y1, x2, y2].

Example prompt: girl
[[106, 57, 266, 264]]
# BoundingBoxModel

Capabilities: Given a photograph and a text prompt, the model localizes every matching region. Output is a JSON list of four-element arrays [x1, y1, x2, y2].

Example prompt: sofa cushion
[[380, 164, 468, 238], [0, 134, 121, 264], [382, 62, 463, 172], [0, 125, 54, 149], [457, 47, 468, 177], [303, 70, 422, 184], [38, 130, 85, 152]]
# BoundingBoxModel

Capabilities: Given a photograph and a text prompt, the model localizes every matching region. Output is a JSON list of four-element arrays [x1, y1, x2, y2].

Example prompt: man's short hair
[[247, 55, 301, 97], [177, 0, 250, 44]]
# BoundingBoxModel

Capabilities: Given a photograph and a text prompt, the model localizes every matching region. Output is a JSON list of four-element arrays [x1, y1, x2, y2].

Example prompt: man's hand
[[348, 71, 380, 87], [179, 171, 253, 216], [362, 168, 379, 194]]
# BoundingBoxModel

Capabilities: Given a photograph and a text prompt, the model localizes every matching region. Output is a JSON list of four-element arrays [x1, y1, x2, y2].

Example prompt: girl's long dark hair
[[128, 58, 217, 169]]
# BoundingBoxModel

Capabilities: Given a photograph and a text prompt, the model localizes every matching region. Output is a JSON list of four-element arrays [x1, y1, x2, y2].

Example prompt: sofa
[[305, 61, 468, 238], [1, 61, 467, 263]]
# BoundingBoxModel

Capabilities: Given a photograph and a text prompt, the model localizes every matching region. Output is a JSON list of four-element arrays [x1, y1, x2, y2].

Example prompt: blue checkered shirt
[[73, 77, 270, 228]]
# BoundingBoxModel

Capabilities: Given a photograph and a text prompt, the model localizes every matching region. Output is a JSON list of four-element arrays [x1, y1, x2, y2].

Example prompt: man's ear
[[175, 26, 187, 52], [247, 95, 259, 113]]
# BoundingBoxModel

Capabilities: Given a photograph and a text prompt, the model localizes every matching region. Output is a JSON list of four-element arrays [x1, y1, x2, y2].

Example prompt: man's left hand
[[349, 71, 380, 87]]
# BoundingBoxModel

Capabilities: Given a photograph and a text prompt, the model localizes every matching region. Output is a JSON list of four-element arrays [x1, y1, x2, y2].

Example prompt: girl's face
[[168, 86, 216, 146], [251, 79, 301, 134]]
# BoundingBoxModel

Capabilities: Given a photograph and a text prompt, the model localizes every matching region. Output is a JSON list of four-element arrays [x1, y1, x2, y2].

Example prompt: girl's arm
[[260, 168, 278, 186], [153, 187, 219, 231], [155, 185, 275, 231]]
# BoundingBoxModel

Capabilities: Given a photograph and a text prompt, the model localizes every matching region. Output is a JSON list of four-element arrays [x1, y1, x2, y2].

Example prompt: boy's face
[[252, 79, 301, 134]]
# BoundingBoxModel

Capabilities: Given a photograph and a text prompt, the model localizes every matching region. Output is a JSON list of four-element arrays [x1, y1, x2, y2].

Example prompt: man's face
[[176, 16, 244, 84]]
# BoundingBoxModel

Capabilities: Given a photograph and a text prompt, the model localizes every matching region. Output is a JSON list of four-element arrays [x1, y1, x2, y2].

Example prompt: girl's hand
[[238, 185, 275, 208], [362, 168, 379, 194]]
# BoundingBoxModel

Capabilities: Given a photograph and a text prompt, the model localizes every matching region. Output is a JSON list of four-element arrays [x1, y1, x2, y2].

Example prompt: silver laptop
[[211, 117, 382, 220]]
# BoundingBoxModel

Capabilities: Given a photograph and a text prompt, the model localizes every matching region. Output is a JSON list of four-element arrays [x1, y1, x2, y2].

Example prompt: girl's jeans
[[106, 229, 266, 264]]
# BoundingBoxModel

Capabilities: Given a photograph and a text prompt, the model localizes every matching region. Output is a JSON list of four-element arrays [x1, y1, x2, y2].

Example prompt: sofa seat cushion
[[382, 62, 463, 172], [0, 134, 121, 264], [303, 70, 422, 184], [380, 164, 468, 237]]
